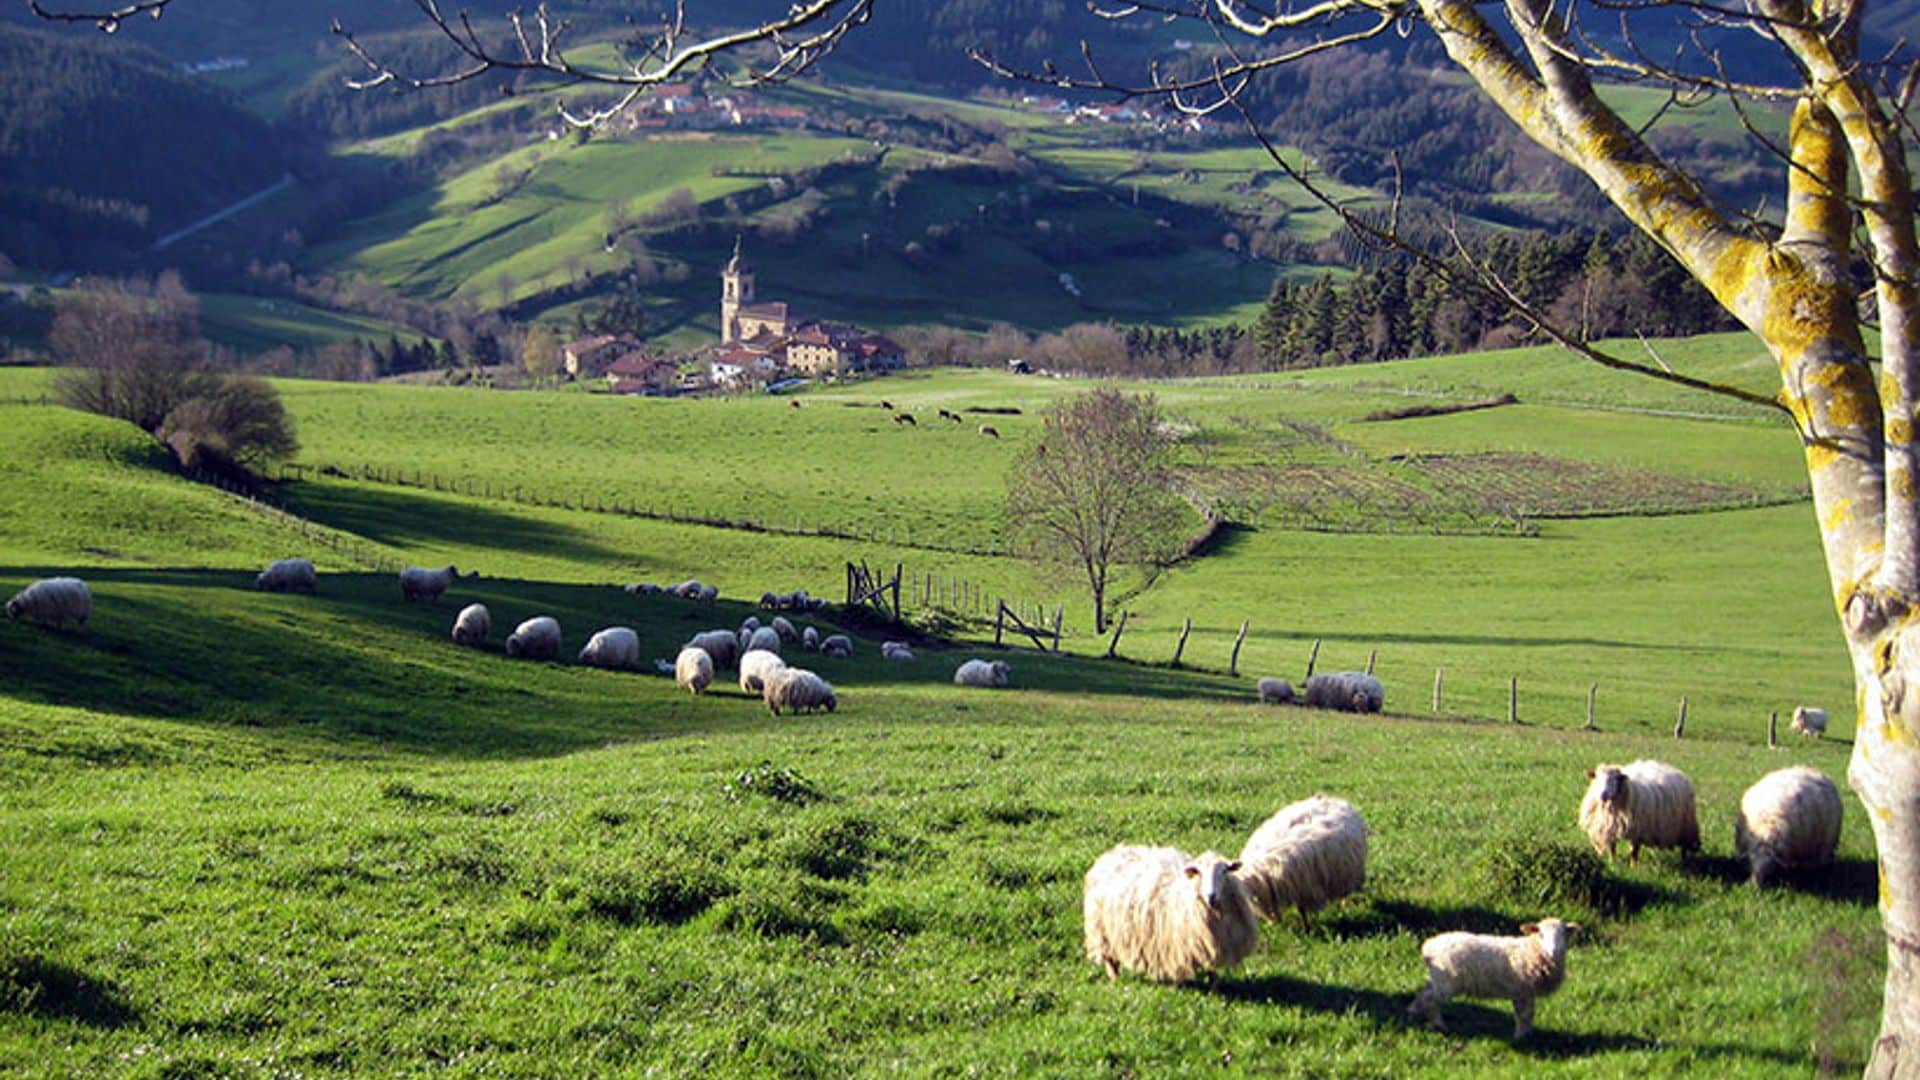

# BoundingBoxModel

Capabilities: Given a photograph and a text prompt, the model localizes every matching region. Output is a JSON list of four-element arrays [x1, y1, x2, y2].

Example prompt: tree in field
[[1006, 390, 1187, 634], [520, 324, 561, 384]]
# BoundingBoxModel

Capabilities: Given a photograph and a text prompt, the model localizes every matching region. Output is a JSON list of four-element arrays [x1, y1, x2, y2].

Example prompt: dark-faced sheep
[[979, 425, 1000, 438], [893, 412, 916, 426]]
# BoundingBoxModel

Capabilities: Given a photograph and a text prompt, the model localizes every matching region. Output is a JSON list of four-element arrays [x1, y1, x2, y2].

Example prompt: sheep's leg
[[1297, 907, 1312, 934], [1511, 996, 1534, 1041], [1102, 956, 1120, 980], [1408, 983, 1446, 1031], [1628, 841, 1642, 865]]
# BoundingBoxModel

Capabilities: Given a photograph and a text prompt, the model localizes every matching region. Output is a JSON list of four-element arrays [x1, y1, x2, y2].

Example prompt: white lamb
[[686, 629, 740, 670], [771, 616, 799, 645], [1257, 677, 1295, 705], [579, 627, 641, 670], [1237, 794, 1367, 928], [676, 646, 714, 695], [802, 626, 820, 652], [954, 659, 1011, 688], [882, 641, 915, 661], [400, 564, 466, 603], [1736, 766, 1843, 887], [1790, 706, 1829, 738], [820, 634, 854, 659], [450, 603, 491, 646], [1578, 760, 1701, 862], [505, 616, 561, 660], [254, 558, 317, 593], [739, 648, 789, 694], [1408, 918, 1580, 1041], [746, 626, 782, 655], [763, 667, 837, 715], [1303, 671, 1383, 713], [1082, 845, 1259, 984], [5, 577, 90, 628]]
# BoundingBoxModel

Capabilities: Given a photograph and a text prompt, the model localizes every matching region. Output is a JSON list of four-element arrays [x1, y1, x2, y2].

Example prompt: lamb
[[770, 616, 798, 645], [1790, 705, 1829, 739], [1303, 671, 1383, 713], [400, 564, 467, 603], [802, 626, 820, 652], [763, 666, 837, 715], [450, 603, 491, 646], [739, 648, 789, 694], [1082, 845, 1259, 984], [579, 627, 641, 670], [954, 659, 1011, 688], [5, 577, 91, 628], [1237, 795, 1368, 928], [1408, 918, 1580, 1041], [1578, 760, 1701, 862], [820, 634, 854, 658], [504, 616, 561, 660], [1735, 766, 1843, 887], [881, 641, 915, 661], [675, 646, 714, 695], [686, 629, 740, 670], [746, 625, 782, 655], [979, 424, 1000, 438], [254, 558, 317, 593], [1257, 677, 1295, 705]]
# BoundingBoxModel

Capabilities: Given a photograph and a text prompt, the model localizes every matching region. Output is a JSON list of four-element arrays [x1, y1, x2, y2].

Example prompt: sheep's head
[[1587, 766, 1628, 806], [1521, 918, 1581, 959], [991, 660, 1012, 685], [4, 597, 19, 619], [1184, 853, 1244, 911], [506, 635, 524, 658]]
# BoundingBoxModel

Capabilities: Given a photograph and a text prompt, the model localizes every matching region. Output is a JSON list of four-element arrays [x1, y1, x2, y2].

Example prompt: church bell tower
[[720, 235, 755, 343]]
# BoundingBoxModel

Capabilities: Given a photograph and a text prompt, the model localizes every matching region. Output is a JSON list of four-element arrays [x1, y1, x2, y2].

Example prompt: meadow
[[0, 335, 1882, 1075]]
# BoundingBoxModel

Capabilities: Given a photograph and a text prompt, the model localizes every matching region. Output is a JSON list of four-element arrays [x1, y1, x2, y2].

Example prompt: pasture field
[[0, 337, 1881, 1075]]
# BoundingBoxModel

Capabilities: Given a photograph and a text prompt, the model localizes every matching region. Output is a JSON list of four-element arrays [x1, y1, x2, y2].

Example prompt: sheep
[[979, 424, 1000, 438], [675, 646, 714, 695], [505, 616, 561, 660], [400, 564, 469, 603], [1303, 671, 1383, 713], [893, 412, 917, 426], [1735, 766, 1843, 887], [686, 629, 740, 670], [763, 666, 837, 715], [5, 577, 90, 628], [820, 634, 854, 659], [802, 626, 820, 652], [1790, 706, 1829, 739], [579, 627, 641, 670], [1578, 760, 1701, 862], [1237, 795, 1368, 929], [739, 648, 789, 694], [954, 659, 1011, 688], [759, 591, 780, 610], [450, 603, 491, 647], [622, 582, 663, 595], [938, 408, 955, 421], [746, 625, 782, 655], [740, 615, 762, 634], [880, 399, 895, 410], [1257, 677, 1295, 705], [696, 584, 718, 603], [789, 399, 802, 409], [1407, 918, 1580, 1041], [947, 412, 963, 424], [770, 616, 798, 645], [255, 558, 317, 594], [882, 641, 915, 661], [669, 579, 705, 599], [1082, 845, 1259, 984]]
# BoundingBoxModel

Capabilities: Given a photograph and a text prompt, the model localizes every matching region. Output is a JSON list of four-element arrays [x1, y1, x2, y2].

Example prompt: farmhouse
[[605, 352, 681, 395], [712, 238, 904, 385], [560, 333, 641, 378]]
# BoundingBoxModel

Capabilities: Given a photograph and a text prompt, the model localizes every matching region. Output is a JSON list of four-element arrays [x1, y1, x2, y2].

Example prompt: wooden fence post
[[1304, 638, 1321, 682], [1172, 617, 1193, 667], [1365, 649, 1377, 676], [892, 562, 902, 621], [1432, 668, 1443, 714], [1105, 611, 1129, 659], [1675, 696, 1688, 739], [995, 603, 1006, 647], [1052, 606, 1064, 653], [1585, 683, 1598, 731], [1508, 677, 1519, 724], [1229, 620, 1250, 676], [1768, 710, 1778, 749]]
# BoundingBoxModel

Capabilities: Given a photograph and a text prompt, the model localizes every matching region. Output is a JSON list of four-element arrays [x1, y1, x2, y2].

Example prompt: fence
[[189, 465, 407, 574]]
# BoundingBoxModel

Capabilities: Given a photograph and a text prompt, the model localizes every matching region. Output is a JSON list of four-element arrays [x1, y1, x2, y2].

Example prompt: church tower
[[720, 235, 755, 343]]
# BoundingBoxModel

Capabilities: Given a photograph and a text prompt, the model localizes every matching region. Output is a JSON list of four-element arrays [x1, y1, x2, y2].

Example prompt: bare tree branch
[[28, 0, 170, 30]]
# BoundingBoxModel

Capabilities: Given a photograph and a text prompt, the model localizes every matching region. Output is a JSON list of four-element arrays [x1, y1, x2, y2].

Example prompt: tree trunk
[[1091, 580, 1106, 636], [1852, 625, 1920, 1077]]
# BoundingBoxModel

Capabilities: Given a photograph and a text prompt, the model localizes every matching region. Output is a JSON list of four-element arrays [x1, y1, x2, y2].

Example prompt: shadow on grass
[[0, 954, 138, 1028], [1682, 852, 1879, 906], [278, 480, 629, 570], [1318, 899, 1519, 939]]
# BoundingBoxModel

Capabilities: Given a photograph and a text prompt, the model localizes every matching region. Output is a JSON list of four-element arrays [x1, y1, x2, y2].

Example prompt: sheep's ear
[[1183, 865, 1201, 879], [1225, 861, 1242, 872], [1520, 922, 1538, 935], [1585, 769, 1595, 779]]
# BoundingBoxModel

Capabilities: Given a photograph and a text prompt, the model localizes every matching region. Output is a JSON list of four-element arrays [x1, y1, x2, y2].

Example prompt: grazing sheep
[[1790, 706, 1829, 739], [696, 584, 718, 603], [820, 634, 854, 658], [770, 616, 798, 645], [882, 641, 915, 661], [938, 408, 954, 421], [880, 399, 895, 410], [740, 616, 762, 634], [400, 564, 466, 602], [686, 629, 740, 670], [1303, 671, 1383, 714], [947, 412, 963, 424], [1082, 846, 1259, 984], [893, 412, 917, 426], [979, 424, 1000, 438], [739, 648, 789, 694], [5, 577, 90, 628], [255, 558, 317, 594], [1408, 919, 1580, 1041], [1578, 760, 1701, 862], [450, 603, 491, 647], [579, 627, 641, 670], [505, 616, 562, 660], [1736, 767, 1843, 887], [669, 579, 705, 600], [954, 659, 1011, 688], [763, 667, 837, 715], [746, 626, 782, 655], [1237, 795, 1366, 928], [789, 399, 802, 409], [760, 591, 780, 610], [675, 646, 714, 695], [1257, 677, 1295, 705], [802, 626, 820, 652]]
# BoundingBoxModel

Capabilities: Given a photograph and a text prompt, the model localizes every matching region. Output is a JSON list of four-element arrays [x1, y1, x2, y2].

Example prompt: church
[[711, 237, 903, 388]]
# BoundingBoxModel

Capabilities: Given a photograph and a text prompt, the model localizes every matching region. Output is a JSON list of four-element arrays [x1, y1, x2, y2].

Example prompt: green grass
[[198, 292, 431, 354]]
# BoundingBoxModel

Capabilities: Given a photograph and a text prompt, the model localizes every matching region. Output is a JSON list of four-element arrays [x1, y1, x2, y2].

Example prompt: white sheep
[[759, 591, 780, 610], [882, 641, 915, 661], [696, 584, 718, 603], [1790, 706, 1829, 738], [1082, 845, 1259, 984], [740, 616, 762, 634], [739, 648, 788, 694], [579, 627, 641, 670], [622, 582, 661, 595], [1736, 766, 1843, 887], [669, 579, 704, 599], [5, 577, 90, 628], [1303, 671, 1383, 713], [1257, 677, 1295, 705], [1578, 760, 1700, 862], [954, 659, 1011, 688], [771, 616, 798, 645], [746, 625, 782, 655], [505, 616, 561, 660], [802, 626, 820, 652], [400, 564, 467, 602], [675, 646, 714, 695], [1237, 794, 1367, 928], [1408, 918, 1580, 1041], [686, 629, 740, 670], [254, 558, 317, 593], [763, 666, 837, 715], [450, 603, 491, 647], [820, 634, 854, 659]]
